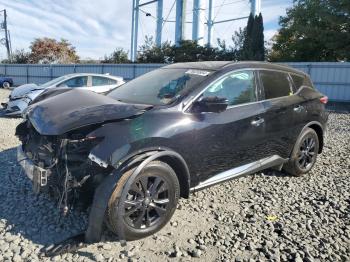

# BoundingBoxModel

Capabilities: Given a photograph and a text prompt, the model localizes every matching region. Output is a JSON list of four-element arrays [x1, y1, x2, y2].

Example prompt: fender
[[85, 149, 191, 244], [296, 121, 325, 154], [303, 121, 324, 131]]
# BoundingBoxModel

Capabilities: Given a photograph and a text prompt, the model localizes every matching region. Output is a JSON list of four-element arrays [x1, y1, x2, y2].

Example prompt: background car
[[0, 75, 13, 89], [2, 73, 124, 116]]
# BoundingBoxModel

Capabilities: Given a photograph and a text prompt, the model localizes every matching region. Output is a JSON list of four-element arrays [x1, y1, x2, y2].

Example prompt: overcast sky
[[0, 0, 293, 60]]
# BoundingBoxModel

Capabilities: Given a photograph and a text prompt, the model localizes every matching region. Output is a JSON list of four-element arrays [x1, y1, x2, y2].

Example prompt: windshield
[[41, 75, 70, 88], [107, 68, 212, 105]]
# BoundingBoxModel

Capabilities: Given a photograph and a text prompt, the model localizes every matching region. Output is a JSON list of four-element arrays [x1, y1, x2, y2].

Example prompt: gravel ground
[[0, 88, 349, 262]]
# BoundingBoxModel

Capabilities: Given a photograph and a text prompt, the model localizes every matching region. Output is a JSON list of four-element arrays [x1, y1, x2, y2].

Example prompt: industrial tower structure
[[130, 0, 261, 62], [0, 9, 12, 60]]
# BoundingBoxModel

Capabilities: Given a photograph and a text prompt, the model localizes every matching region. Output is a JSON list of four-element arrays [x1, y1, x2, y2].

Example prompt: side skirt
[[190, 155, 288, 192]]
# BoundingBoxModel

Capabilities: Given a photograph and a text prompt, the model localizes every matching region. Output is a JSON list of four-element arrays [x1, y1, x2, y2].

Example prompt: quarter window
[[202, 70, 257, 106], [92, 76, 117, 86], [290, 74, 304, 91], [259, 70, 292, 99], [58, 76, 88, 88]]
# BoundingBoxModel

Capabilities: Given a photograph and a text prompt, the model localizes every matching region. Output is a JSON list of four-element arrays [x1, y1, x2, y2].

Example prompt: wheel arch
[[85, 147, 191, 244], [117, 147, 191, 198], [303, 121, 324, 153]]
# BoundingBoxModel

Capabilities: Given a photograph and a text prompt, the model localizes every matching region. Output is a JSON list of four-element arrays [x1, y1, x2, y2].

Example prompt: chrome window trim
[[183, 67, 304, 113]]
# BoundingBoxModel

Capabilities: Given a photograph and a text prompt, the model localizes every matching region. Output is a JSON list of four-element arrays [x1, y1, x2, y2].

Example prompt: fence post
[[133, 64, 136, 79], [50, 65, 53, 80], [4, 64, 6, 76], [101, 64, 105, 74], [307, 64, 312, 75], [26, 65, 29, 84]]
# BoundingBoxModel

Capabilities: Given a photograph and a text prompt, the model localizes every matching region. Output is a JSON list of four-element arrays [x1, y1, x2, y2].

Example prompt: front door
[[58, 76, 88, 89], [188, 70, 269, 183]]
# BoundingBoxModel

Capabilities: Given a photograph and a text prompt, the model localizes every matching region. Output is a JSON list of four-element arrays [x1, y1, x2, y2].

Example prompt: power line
[[213, 0, 227, 21], [185, 0, 247, 14], [162, 0, 176, 29], [139, 8, 157, 19], [213, 0, 246, 9]]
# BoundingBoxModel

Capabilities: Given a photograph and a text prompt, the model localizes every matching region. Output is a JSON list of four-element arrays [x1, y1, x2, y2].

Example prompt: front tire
[[107, 161, 180, 240], [283, 127, 319, 176], [2, 81, 10, 89]]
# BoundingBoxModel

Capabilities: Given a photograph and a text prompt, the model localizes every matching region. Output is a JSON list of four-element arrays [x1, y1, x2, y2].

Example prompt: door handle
[[251, 117, 264, 127], [294, 105, 303, 113]]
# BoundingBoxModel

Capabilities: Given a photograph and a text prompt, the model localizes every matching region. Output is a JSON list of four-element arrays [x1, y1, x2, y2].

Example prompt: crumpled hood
[[10, 83, 41, 99], [27, 89, 152, 135]]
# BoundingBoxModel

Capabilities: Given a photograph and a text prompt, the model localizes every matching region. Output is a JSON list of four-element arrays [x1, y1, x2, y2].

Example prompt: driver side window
[[58, 76, 88, 88], [202, 70, 257, 106]]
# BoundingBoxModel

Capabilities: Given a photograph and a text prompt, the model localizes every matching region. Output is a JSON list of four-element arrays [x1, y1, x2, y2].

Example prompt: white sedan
[[2, 73, 125, 116]]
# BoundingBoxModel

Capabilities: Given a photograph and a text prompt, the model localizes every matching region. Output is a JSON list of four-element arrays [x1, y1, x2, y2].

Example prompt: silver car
[[2, 73, 124, 116]]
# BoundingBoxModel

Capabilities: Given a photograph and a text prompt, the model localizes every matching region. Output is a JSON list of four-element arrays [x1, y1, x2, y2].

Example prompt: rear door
[[258, 70, 300, 159], [89, 76, 119, 93], [289, 73, 311, 131]]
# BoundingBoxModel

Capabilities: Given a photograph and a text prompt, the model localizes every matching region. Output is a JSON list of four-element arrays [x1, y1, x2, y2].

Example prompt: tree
[[136, 23, 265, 63], [269, 0, 350, 62], [173, 40, 203, 62], [1, 49, 30, 64], [138, 36, 174, 63], [240, 13, 265, 60], [29, 38, 79, 64], [102, 48, 130, 63], [253, 13, 265, 60]]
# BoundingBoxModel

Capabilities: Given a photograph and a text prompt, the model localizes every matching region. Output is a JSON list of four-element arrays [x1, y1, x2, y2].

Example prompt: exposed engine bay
[[16, 120, 112, 214]]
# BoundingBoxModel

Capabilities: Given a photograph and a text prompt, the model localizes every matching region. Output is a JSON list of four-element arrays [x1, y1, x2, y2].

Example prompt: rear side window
[[290, 74, 304, 90], [92, 76, 117, 86], [259, 70, 292, 99], [304, 76, 314, 88], [290, 74, 313, 91]]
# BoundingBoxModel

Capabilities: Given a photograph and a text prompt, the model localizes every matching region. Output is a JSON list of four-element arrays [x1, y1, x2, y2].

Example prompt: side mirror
[[192, 96, 228, 113]]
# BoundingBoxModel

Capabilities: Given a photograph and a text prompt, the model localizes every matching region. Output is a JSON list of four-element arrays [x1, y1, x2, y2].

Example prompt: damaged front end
[[16, 120, 112, 213]]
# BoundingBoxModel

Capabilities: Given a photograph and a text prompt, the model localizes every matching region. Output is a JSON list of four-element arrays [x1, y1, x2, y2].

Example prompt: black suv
[[16, 62, 328, 245]]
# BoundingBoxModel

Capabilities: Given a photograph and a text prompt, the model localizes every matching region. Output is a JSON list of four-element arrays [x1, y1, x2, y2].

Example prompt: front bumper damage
[[16, 120, 117, 256], [17, 145, 49, 193]]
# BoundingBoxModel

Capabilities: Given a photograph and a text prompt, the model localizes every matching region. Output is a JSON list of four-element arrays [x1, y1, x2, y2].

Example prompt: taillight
[[320, 96, 328, 104]]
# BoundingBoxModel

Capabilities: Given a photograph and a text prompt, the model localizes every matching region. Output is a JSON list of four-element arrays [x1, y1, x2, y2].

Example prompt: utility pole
[[250, 0, 261, 16], [156, 0, 163, 47], [192, 0, 205, 45], [130, 0, 139, 62], [130, 0, 164, 61], [206, 0, 214, 47], [1, 9, 11, 60], [175, 0, 186, 46], [206, 0, 259, 46]]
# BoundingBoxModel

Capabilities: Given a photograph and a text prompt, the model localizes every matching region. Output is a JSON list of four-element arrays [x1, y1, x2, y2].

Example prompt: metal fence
[[1, 62, 350, 102]]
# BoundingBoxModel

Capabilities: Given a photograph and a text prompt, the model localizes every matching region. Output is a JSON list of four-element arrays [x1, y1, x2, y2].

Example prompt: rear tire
[[283, 127, 319, 176], [106, 161, 180, 240]]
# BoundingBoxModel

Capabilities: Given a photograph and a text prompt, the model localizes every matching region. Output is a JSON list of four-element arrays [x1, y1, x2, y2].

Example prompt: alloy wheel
[[123, 175, 170, 229], [297, 136, 316, 170]]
